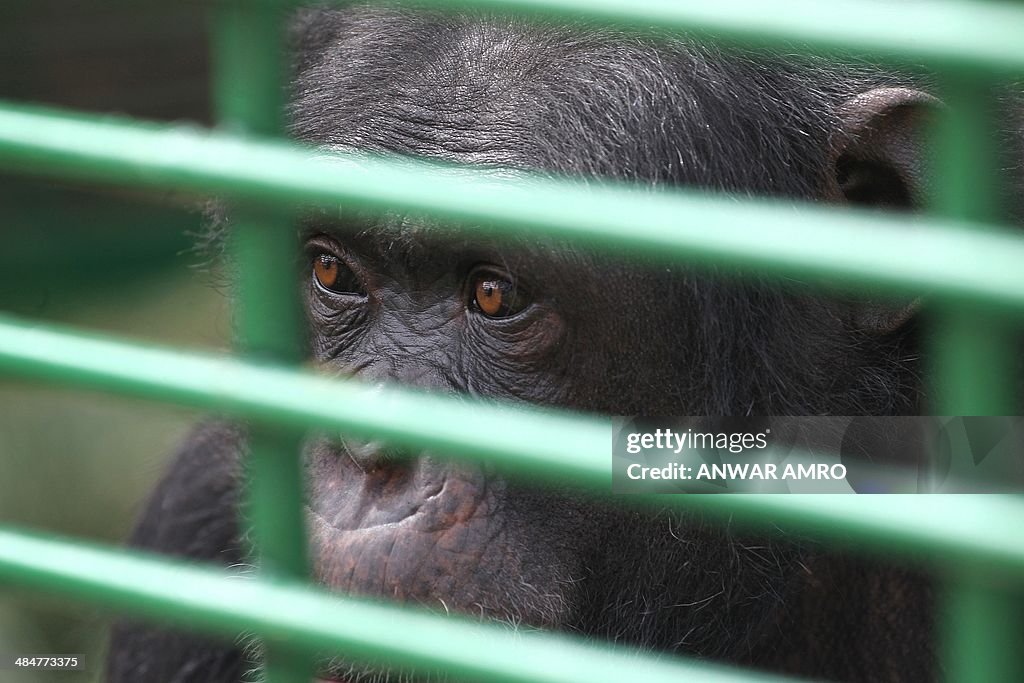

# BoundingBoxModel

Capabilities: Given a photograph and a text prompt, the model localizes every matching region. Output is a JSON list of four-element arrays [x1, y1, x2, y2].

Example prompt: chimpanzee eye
[[471, 271, 527, 318], [312, 252, 364, 295]]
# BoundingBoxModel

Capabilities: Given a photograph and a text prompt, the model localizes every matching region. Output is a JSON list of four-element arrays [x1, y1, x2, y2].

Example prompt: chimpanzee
[[107, 5, 1024, 683]]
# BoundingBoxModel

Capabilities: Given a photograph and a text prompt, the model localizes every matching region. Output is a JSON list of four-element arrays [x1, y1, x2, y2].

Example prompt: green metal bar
[[0, 527, 789, 683], [930, 73, 1021, 682], [227, 211, 309, 590], [401, 0, 1024, 75], [213, 0, 285, 139], [931, 76, 1018, 415], [1, 105, 1024, 312], [944, 574, 1024, 683], [212, 2, 309, 681], [1, 315, 1024, 577]]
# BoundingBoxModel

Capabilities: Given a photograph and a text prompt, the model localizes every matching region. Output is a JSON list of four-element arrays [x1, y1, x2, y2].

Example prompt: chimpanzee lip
[[305, 464, 498, 591], [307, 499, 429, 536], [300, 453, 524, 672], [306, 475, 449, 534]]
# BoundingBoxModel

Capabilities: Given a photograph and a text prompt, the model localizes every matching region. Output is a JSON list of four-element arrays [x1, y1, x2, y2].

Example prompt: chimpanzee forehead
[[291, 15, 597, 171], [290, 9, 757, 186], [290, 6, 860, 205]]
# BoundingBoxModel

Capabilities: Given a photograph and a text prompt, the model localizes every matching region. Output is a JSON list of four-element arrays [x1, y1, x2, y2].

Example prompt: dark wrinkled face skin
[[302, 231, 595, 621], [108, 4, 1024, 682], [298, 226, 752, 680]]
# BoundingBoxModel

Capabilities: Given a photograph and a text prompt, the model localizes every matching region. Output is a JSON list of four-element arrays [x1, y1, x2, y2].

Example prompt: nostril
[[339, 437, 412, 472]]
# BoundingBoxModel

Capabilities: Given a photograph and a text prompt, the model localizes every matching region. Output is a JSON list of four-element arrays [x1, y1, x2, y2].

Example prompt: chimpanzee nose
[[340, 437, 413, 472]]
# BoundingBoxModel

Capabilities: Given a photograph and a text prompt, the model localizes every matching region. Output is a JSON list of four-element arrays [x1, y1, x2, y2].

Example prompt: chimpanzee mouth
[[302, 440, 572, 646], [305, 446, 521, 613], [308, 476, 500, 593], [292, 439, 575, 683]]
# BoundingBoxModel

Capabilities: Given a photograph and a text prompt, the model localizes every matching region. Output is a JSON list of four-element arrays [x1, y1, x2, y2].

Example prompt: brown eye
[[313, 254, 338, 289], [472, 273, 526, 318], [311, 252, 364, 295]]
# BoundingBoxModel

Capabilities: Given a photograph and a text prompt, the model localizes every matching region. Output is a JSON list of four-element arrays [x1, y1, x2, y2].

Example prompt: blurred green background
[[1, 1, 226, 680]]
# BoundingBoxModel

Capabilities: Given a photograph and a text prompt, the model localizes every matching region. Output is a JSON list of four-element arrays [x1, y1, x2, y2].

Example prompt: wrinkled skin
[[107, 6, 1024, 683]]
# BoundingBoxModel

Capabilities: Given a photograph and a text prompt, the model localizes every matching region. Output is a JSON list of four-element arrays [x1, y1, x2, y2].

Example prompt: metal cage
[[1, 1, 1023, 682]]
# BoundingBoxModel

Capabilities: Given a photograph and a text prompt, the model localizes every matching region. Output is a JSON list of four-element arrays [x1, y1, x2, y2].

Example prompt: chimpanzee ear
[[828, 88, 939, 335], [829, 87, 941, 209]]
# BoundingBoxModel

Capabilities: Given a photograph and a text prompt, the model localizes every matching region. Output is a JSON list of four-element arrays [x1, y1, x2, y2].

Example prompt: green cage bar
[[931, 73, 1022, 682], [212, 2, 311, 682], [1, 106, 1024, 311], [946, 577, 1024, 683], [0, 528, 792, 683], [394, 0, 1024, 73], [2, 318, 1024, 579], [931, 75, 1017, 416]]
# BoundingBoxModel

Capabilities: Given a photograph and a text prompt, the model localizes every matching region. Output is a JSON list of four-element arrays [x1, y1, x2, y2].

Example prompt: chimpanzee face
[[282, 8, 938, 680], [296, 220, 698, 649]]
